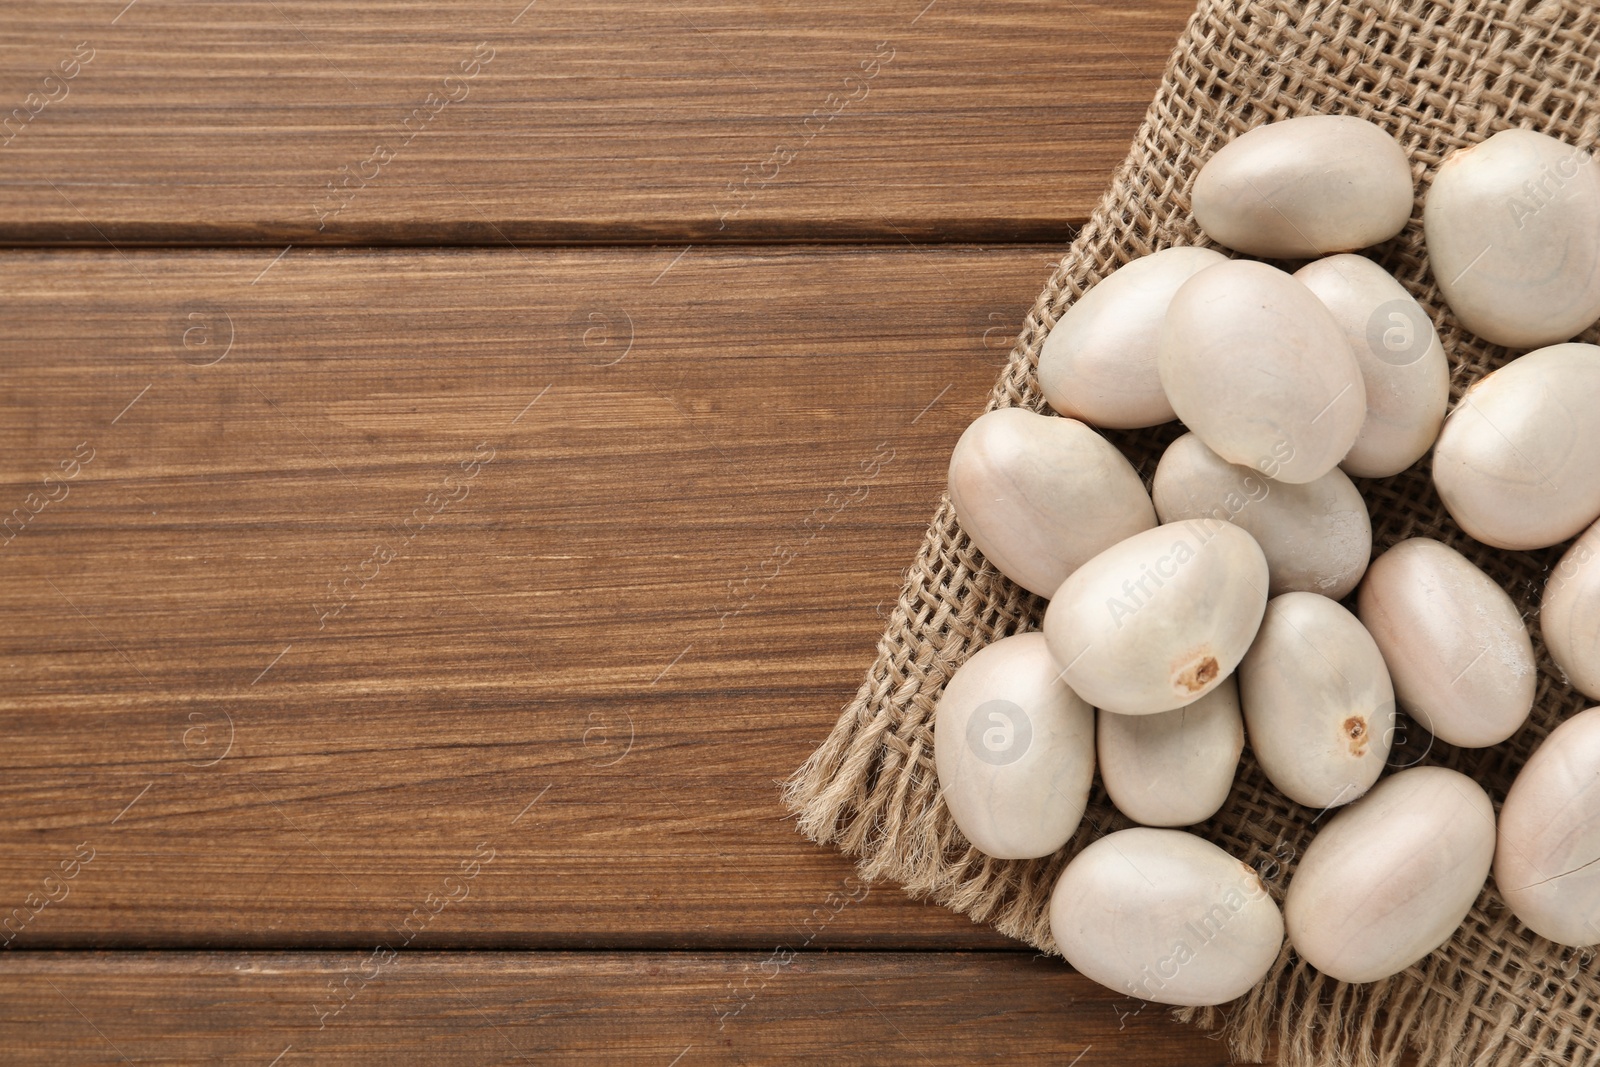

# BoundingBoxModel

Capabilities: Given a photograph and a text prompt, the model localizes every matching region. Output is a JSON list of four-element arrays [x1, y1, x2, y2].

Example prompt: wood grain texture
[[0, 951, 1251, 1065], [0, 0, 1193, 244], [0, 4, 1284, 1059], [0, 245, 1069, 950]]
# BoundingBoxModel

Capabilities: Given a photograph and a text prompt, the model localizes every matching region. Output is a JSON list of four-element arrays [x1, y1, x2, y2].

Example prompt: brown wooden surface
[[0, 246, 1046, 950], [2, 952, 1250, 1065], [0, 0, 1192, 244], [0, 1, 1278, 1062]]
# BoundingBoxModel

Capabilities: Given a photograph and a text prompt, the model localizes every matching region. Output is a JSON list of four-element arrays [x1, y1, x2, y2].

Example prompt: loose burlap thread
[[784, 2, 1600, 1065]]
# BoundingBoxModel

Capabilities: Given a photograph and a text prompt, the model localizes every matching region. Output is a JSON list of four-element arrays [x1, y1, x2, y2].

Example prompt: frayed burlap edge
[[785, 2, 1600, 1065]]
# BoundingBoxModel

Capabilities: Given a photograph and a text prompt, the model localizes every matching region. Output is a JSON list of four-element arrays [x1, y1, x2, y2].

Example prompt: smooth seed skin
[[1043, 520, 1269, 716], [933, 633, 1096, 860], [1294, 254, 1450, 478], [1152, 432, 1371, 599], [1286, 767, 1496, 983], [1050, 828, 1283, 1006], [1098, 675, 1244, 828], [1497, 706, 1600, 946], [1038, 246, 1228, 429], [1431, 343, 1600, 551], [1543, 517, 1600, 700], [1192, 115, 1414, 258], [1240, 592, 1396, 809], [1425, 128, 1600, 348], [947, 408, 1157, 598], [1158, 260, 1366, 485], [1358, 538, 1535, 748]]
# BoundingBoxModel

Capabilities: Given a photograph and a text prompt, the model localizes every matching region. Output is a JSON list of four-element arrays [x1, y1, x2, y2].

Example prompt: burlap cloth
[[784, 2, 1600, 1064]]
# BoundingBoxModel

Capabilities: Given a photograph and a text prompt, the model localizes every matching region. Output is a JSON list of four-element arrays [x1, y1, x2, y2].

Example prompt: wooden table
[[0, 2, 1259, 1061]]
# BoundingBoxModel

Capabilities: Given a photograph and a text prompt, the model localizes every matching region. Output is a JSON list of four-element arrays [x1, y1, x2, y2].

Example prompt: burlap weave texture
[[786, 3, 1600, 1064]]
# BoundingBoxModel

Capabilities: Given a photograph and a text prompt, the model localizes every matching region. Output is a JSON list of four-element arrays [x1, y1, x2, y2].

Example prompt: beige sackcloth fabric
[[785, 2, 1600, 1064]]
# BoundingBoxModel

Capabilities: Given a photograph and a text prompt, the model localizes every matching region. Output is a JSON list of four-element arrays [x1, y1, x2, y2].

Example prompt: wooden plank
[[0, 0, 1191, 244], [0, 951, 1250, 1065], [0, 245, 1066, 949]]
